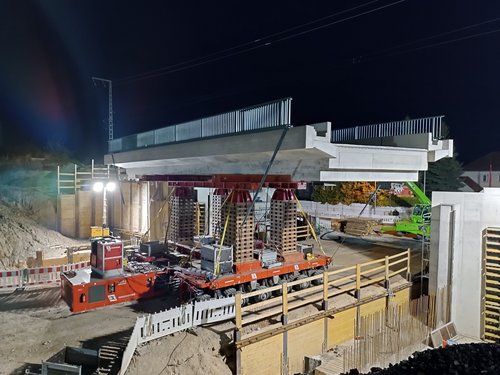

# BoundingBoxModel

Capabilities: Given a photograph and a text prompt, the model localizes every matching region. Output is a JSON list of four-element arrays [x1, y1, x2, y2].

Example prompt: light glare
[[93, 181, 104, 192], [106, 182, 116, 192]]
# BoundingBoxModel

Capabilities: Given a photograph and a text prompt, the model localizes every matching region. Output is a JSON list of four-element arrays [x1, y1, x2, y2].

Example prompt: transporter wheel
[[223, 287, 237, 297], [311, 269, 324, 286], [294, 275, 311, 290], [238, 285, 249, 306], [273, 276, 292, 296], [252, 285, 271, 303]]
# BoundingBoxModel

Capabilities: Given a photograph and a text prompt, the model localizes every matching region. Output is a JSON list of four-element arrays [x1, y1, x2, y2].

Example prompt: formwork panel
[[360, 297, 386, 317], [327, 308, 356, 348], [241, 334, 283, 375], [121, 182, 131, 231], [392, 289, 410, 306], [94, 192, 103, 227], [58, 194, 76, 237], [288, 318, 323, 373], [76, 190, 92, 238], [112, 186, 122, 230], [130, 183, 141, 232]]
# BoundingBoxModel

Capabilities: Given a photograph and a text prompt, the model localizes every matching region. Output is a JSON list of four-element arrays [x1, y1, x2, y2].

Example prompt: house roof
[[463, 151, 500, 171], [459, 176, 483, 192]]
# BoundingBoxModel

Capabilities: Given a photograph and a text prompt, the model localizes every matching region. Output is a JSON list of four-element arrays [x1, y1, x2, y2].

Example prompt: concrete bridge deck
[[105, 122, 453, 182]]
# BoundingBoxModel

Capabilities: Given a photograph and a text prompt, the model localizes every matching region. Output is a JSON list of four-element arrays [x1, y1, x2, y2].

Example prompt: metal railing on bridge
[[331, 115, 444, 143], [108, 97, 292, 153]]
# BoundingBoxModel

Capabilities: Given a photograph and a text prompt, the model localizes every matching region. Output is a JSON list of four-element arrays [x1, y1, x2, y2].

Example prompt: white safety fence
[[0, 261, 90, 289], [119, 296, 235, 374]]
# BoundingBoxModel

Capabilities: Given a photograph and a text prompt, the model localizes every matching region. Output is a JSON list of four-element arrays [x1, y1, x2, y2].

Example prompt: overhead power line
[[360, 25, 500, 63], [359, 15, 500, 61], [117, 0, 407, 84]]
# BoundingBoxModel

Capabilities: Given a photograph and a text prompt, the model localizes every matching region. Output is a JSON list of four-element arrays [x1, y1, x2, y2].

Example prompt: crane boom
[[405, 181, 431, 206]]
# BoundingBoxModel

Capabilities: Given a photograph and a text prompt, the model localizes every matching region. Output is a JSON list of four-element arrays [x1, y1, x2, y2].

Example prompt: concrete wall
[[57, 181, 157, 239], [430, 188, 500, 338], [57, 192, 102, 238]]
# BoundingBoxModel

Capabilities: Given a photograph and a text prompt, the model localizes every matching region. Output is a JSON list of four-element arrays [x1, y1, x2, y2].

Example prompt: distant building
[[461, 151, 500, 191]]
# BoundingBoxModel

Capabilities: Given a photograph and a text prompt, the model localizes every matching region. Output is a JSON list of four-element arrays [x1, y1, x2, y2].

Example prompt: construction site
[[1, 96, 499, 375]]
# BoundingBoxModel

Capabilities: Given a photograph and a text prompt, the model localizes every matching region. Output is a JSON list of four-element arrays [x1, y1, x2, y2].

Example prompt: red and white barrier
[[0, 270, 22, 289], [0, 261, 91, 290]]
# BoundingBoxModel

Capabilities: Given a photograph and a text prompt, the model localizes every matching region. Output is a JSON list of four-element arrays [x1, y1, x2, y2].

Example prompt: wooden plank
[[360, 275, 385, 288], [389, 257, 408, 267], [388, 267, 407, 278], [282, 283, 288, 315], [287, 284, 323, 299], [359, 258, 385, 268], [58, 194, 76, 237], [235, 293, 242, 330], [360, 264, 386, 276], [76, 190, 92, 238], [388, 252, 407, 260]]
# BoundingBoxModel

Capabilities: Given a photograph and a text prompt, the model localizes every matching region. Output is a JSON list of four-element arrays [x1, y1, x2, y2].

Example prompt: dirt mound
[[126, 324, 233, 375], [0, 165, 84, 269]]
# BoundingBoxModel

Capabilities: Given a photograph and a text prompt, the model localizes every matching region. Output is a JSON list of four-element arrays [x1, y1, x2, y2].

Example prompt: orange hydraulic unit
[[61, 270, 165, 313], [60, 237, 167, 313]]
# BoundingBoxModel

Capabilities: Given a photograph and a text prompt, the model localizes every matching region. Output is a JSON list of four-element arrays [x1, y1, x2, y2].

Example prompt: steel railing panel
[[108, 98, 292, 152], [331, 115, 444, 143], [155, 126, 176, 144], [137, 131, 155, 148], [175, 120, 202, 141]]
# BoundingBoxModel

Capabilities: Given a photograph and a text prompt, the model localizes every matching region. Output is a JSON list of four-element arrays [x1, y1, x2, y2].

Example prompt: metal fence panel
[[108, 98, 292, 152], [108, 139, 122, 152], [202, 112, 236, 137], [192, 296, 235, 325], [175, 120, 202, 141], [331, 116, 444, 143], [155, 126, 176, 144], [137, 131, 155, 148]]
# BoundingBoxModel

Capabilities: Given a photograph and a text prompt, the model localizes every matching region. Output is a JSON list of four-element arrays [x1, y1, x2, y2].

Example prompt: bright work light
[[106, 181, 116, 192], [93, 181, 104, 192]]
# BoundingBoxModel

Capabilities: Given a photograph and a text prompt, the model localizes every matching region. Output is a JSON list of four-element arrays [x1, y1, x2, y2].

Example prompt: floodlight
[[106, 181, 116, 192], [93, 181, 104, 192]]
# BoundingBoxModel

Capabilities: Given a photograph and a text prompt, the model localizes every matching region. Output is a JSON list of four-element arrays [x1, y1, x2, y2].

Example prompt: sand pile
[[0, 165, 83, 269]]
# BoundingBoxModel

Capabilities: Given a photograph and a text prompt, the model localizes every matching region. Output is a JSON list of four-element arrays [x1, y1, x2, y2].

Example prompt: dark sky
[[0, 1, 499, 164]]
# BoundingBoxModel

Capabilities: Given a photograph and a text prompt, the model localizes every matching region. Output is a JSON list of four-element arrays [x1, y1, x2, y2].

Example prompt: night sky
[[1, 1, 499, 164]]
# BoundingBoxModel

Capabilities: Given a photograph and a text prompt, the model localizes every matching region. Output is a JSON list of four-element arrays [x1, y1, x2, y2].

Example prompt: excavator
[[381, 181, 431, 238]]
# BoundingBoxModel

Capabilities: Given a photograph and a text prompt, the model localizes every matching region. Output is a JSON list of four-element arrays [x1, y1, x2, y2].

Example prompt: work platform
[[104, 98, 453, 182]]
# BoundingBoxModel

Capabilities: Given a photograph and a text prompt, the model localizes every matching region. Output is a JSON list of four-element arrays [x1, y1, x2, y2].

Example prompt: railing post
[[235, 292, 242, 330], [323, 271, 329, 310], [355, 263, 361, 299], [57, 165, 60, 195], [74, 164, 77, 193], [384, 256, 390, 289], [235, 292, 242, 375], [407, 248, 411, 281], [322, 270, 329, 353], [282, 282, 289, 375]]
